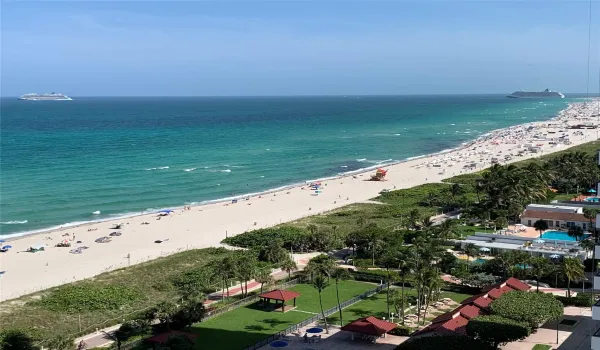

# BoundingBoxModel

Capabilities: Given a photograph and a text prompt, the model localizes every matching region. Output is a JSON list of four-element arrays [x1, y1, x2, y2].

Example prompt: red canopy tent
[[341, 316, 397, 341], [258, 289, 300, 312]]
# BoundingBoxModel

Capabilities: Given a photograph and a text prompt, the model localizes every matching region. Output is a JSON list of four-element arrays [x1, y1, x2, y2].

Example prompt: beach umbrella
[[159, 209, 173, 213], [0, 240, 5, 243], [589, 189, 597, 193], [1, 245, 12, 249], [549, 254, 560, 259]]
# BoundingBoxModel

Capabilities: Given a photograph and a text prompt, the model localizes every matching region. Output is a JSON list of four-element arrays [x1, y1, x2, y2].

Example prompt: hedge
[[555, 293, 594, 307]]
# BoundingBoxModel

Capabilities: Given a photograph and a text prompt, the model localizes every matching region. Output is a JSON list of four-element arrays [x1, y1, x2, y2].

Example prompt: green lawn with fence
[[190, 280, 375, 350]]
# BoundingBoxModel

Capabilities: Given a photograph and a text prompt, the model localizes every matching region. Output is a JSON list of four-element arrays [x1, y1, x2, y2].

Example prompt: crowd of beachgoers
[[0, 99, 599, 301]]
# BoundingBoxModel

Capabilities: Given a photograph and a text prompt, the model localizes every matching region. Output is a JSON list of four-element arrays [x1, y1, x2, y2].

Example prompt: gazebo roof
[[341, 316, 397, 336], [258, 289, 300, 301], [146, 331, 198, 344]]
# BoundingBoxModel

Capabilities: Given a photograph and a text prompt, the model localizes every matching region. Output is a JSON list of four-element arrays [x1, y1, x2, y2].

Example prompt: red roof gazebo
[[258, 289, 300, 312], [341, 316, 397, 341]]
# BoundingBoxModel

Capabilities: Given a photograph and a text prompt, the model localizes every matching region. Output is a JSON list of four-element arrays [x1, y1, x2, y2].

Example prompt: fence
[[241, 283, 388, 350], [202, 278, 301, 321]]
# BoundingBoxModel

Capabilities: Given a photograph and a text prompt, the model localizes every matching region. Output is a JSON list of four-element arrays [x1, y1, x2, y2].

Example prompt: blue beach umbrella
[[2, 245, 12, 249], [159, 209, 173, 213], [588, 189, 597, 193], [0, 240, 5, 243]]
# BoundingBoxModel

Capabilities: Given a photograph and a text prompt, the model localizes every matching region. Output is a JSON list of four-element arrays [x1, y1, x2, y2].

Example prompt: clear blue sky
[[1, 1, 599, 96]]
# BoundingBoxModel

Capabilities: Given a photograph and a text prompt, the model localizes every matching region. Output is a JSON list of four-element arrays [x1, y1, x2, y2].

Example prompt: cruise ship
[[506, 89, 564, 99], [18, 93, 72, 101]]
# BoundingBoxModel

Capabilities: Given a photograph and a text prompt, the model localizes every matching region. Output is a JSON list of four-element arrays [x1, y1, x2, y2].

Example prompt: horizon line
[[2, 93, 598, 98]]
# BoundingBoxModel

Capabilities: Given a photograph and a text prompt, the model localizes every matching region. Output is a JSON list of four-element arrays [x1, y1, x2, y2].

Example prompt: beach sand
[[1, 100, 599, 301]]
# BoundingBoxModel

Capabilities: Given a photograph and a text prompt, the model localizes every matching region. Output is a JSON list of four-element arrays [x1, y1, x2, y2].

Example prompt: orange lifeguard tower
[[370, 168, 387, 181]]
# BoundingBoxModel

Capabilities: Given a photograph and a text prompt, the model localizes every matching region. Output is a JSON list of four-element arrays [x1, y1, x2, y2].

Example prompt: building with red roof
[[341, 316, 397, 341], [414, 277, 530, 337]]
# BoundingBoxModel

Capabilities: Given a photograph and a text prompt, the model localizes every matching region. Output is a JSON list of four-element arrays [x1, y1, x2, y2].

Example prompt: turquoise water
[[585, 197, 600, 202], [541, 230, 590, 241], [0, 95, 572, 237]]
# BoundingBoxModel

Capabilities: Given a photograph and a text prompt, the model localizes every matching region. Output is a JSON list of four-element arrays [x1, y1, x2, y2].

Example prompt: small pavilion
[[341, 316, 397, 342], [258, 289, 300, 312]]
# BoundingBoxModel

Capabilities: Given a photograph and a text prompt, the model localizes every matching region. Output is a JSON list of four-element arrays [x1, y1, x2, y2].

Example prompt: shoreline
[[1, 99, 598, 301], [0, 128, 510, 241]]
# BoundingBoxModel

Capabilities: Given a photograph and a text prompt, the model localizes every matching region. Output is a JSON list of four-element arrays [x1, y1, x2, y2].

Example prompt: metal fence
[[241, 283, 388, 350], [202, 278, 301, 321]]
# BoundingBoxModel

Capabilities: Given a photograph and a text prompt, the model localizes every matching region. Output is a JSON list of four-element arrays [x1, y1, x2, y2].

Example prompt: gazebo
[[258, 289, 300, 312], [341, 316, 397, 342]]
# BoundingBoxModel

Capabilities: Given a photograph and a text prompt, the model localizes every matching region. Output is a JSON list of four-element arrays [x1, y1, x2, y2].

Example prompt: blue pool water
[[541, 230, 589, 242], [585, 197, 600, 202]]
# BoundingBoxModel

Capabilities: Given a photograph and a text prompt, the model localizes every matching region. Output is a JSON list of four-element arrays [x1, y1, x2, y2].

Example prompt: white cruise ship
[[18, 93, 72, 101]]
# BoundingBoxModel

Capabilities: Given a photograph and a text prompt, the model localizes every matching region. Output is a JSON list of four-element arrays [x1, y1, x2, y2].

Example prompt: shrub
[[36, 284, 143, 313], [461, 273, 498, 288], [389, 325, 411, 336], [222, 226, 312, 251], [490, 291, 563, 329], [395, 334, 490, 350], [466, 315, 531, 348], [353, 258, 376, 268], [555, 293, 594, 307], [0, 329, 37, 350]]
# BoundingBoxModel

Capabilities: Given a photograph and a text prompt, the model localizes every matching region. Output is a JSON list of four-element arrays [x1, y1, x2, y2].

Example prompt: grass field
[[531, 345, 552, 350], [190, 280, 375, 350]]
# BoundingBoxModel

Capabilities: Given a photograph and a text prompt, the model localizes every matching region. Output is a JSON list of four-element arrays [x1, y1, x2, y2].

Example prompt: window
[[556, 221, 560, 227], [547, 220, 553, 227], [583, 223, 587, 230], [567, 222, 574, 228], [528, 220, 532, 226]]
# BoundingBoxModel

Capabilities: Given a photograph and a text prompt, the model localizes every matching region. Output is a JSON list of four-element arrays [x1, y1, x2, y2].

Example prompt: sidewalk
[[75, 253, 314, 348]]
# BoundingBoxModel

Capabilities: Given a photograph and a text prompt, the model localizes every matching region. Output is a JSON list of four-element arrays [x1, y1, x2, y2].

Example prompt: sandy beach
[[1, 100, 599, 302]]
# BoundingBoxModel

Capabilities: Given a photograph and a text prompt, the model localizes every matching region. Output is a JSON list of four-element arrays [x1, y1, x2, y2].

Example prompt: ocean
[[0, 95, 574, 237]]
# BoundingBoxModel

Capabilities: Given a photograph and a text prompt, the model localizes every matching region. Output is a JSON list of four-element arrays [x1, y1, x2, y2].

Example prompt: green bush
[[352, 258, 376, 268], [555, 293, 594, 307], [36, 284, 143, 313], [467, 315, 531, 348], [389, 325, 411, 336], [490, 291, 563, 329], [395, 334, 490, 350], [222, 226, 309, 249]]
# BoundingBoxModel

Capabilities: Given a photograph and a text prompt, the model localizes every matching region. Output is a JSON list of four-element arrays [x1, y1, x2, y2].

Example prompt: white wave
[[144, 166, 169, 171], [184, 168, 196, 172], [221, 169, 231, 173], [340, 166, 348, 168], [450, 123, 456, 126], [394, 133, 401, 136], [356, 158, 367, 162], [260, 175, 265, 178], [1, 220, 28, 225], [92, 211, 101, 215]]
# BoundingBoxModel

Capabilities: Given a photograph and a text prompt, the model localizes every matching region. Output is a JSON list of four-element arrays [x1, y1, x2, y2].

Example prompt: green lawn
[[191, 280, 375, 350], [532, 345, 552, 350]]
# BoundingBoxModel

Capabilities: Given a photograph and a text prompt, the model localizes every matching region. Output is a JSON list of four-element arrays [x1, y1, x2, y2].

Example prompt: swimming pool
[[541, 230, 589, 242], [584, 197, 600, 202]]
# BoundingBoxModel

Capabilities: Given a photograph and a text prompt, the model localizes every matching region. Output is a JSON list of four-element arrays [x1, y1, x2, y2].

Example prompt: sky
[[1, 1, 599, 96]]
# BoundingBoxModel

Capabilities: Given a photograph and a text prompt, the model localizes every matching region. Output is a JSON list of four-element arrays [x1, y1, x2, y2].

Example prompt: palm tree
[[255, 268, 274, 294], [561, 257, 585, 297], [568, 226, 585, 241], [331, 268, 352, 326], [312, 274, 330, 333], [583, 208, 598, 232], [580, 239, 596, 258], [280, 257, 297, 280], [449, 183, 464, 203], [463, 243, 479, 268], [437, 219, 459, 241], [235, 252, 258, 297], [214, 256, 236, 300], [154, 300, 178, 330], [529, 257, 550, 292], [533, 219, 549, 238], [421, 269, 443, 325], [397, 255, 411, 324]]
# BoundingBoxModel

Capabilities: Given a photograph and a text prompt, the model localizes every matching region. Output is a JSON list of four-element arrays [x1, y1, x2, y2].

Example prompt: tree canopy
[[490, 291, 563, 329], [395, 334, 491, 350], [466, 315, 531, 348]]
